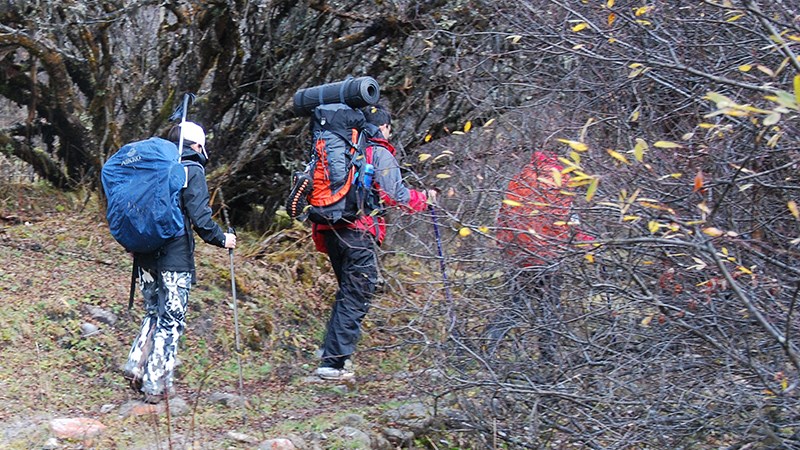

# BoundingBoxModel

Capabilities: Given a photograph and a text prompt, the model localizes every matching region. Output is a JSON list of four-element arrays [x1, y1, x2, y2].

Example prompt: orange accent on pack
[[309, 136, 356, 207]]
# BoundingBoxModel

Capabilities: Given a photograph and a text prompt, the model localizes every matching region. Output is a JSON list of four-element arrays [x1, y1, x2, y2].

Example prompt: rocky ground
[[0, 186, 468, 449]]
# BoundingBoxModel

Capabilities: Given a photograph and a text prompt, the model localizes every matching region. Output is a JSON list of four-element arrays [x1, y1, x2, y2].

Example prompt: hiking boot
[[122, 370, 143, 393], [142, 393, 163, 404], [141, 386, 176, 404]]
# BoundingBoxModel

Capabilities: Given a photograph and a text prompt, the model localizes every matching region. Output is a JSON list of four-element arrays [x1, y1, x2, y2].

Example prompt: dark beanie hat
[[363, 105, 392, 126]]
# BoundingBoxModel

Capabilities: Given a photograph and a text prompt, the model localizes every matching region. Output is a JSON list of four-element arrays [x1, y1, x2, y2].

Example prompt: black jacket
[[135, 144, 226, 279]]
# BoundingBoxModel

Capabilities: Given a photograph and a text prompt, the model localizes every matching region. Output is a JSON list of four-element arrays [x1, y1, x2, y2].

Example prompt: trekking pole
[[429, 204, 456, 331], [218, 189, 247, 424], [168, 92, 196, 155]]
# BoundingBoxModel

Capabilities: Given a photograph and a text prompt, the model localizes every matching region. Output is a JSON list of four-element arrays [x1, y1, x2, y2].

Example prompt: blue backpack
[[101, 137, 190, 253]]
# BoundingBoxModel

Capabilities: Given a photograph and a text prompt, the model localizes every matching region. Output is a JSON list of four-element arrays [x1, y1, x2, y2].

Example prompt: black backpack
[[287, 103, 380, 224]]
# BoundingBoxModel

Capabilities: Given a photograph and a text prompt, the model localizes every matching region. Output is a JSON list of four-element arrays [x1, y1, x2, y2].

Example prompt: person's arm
[[371, 146, 428, 212], [182, 164, 229, 248]]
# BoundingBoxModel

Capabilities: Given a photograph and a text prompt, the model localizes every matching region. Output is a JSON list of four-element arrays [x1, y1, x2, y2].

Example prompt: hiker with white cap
[[122, 121, 236, 404]]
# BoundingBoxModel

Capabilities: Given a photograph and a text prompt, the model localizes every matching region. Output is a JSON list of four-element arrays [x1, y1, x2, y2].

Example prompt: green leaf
[[763, 112, 781, 126]]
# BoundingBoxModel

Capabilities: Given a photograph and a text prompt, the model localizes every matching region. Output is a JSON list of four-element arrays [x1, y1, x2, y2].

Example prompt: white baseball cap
[[180, 121, 206, 151]]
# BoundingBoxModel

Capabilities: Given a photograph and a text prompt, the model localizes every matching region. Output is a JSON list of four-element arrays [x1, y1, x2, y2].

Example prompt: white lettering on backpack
[[121, 155, 142, 166]]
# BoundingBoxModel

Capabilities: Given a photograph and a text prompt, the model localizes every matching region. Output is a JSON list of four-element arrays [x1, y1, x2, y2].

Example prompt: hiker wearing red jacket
[[311, 105, 434, 380], [490, 150, 591, 359]]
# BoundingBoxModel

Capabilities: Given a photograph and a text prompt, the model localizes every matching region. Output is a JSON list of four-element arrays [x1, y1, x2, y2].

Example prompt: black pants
[[320, 228, 378, 368]]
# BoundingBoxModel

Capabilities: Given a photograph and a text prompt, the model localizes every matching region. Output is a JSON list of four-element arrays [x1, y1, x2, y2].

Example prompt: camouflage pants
[[124, 268, 192, 396]]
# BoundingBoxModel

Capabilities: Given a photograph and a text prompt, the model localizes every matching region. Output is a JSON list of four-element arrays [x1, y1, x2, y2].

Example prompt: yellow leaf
[[607, 149, 630, 164], [458, 227, 471, 237], [738, 64, 752, 72], [767, 132, 782, 148], [703, 227, 724, 237], [436, 173, 452, 179], [451, 131, 464, 135], [606, 0, 614, 7], [629, 66, 647, 78], [737, 266, 753, 275], [794, 75, 800, 110], [641, 315, 653, 327], [633, 138, 648, 162], [629, 107, 640, 122], [557, 138, 589, 151], [551, 168, 563, 187], [502, 199, 522, 207], [757, 65, 775, 77], [726, 13, 744, 22], [424, 134, 432, 142], [464, 121, 472, 132], [506, 35, 522, 44], [585, 177, 599, 202], [654, 141, 683, 149], [623, 215, 640, 221], [572, 22, 588, 32], [483, 118, 496, 127], [478, 226, 489, 233], [788, 200, 799, 219], [648, 221, 660, 234], [704, 91, 736, 108], [608, 12, 616, 26], [636, 19, 651, 26], [585, 253, 595, 263], [634, 6, 650, 16], [419, 153, 432, 162]]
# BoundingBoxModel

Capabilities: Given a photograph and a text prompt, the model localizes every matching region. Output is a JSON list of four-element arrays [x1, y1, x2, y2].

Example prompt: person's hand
[[425, 189, 438, 205], [224, 232, 237, 249]]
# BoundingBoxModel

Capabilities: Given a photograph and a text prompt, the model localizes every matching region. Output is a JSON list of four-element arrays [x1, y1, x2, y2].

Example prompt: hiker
[[489, 150, 591, 360], [122, 121, 236, 403], [310, 104, 435, 380]]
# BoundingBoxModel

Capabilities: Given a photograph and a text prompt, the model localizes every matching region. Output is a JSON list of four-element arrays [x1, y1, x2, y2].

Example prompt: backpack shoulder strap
[[181, 160, 204, 188]]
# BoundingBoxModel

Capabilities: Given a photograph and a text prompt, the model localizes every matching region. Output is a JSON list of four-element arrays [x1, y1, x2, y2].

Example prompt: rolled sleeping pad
[[293, 76, 380, 116]]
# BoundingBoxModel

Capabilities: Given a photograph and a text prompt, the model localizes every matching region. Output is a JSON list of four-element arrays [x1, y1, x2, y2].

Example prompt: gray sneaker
[[314, 360, 354, 380]]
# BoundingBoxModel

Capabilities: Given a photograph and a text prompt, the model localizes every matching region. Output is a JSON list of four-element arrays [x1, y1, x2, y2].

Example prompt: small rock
[[383, 427, 414, 446], [332, 426, 371, 448], [338, 413, 366, 428], [258, 437, 296, 450], [84, 305, 118, 326], [99, 404, 116, 414], [80, 323, 99, 337], [209, 391, 247, 408], [118, 397, 189, 418], [49, 417, 106, 440], [42, 437, 60, 449], [226, 431, 258, 444]]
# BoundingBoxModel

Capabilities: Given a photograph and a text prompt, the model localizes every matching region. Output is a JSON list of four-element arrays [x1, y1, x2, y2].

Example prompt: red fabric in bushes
[[497, 151, 590, 267]]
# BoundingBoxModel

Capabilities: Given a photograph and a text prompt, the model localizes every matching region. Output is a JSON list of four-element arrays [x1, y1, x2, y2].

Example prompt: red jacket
[[312, 137, 428, 253], [496, 151, 591, 267]]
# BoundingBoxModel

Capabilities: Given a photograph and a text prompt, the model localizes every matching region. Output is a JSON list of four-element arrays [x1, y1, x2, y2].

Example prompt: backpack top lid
[[312, 103, 367, 135]]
